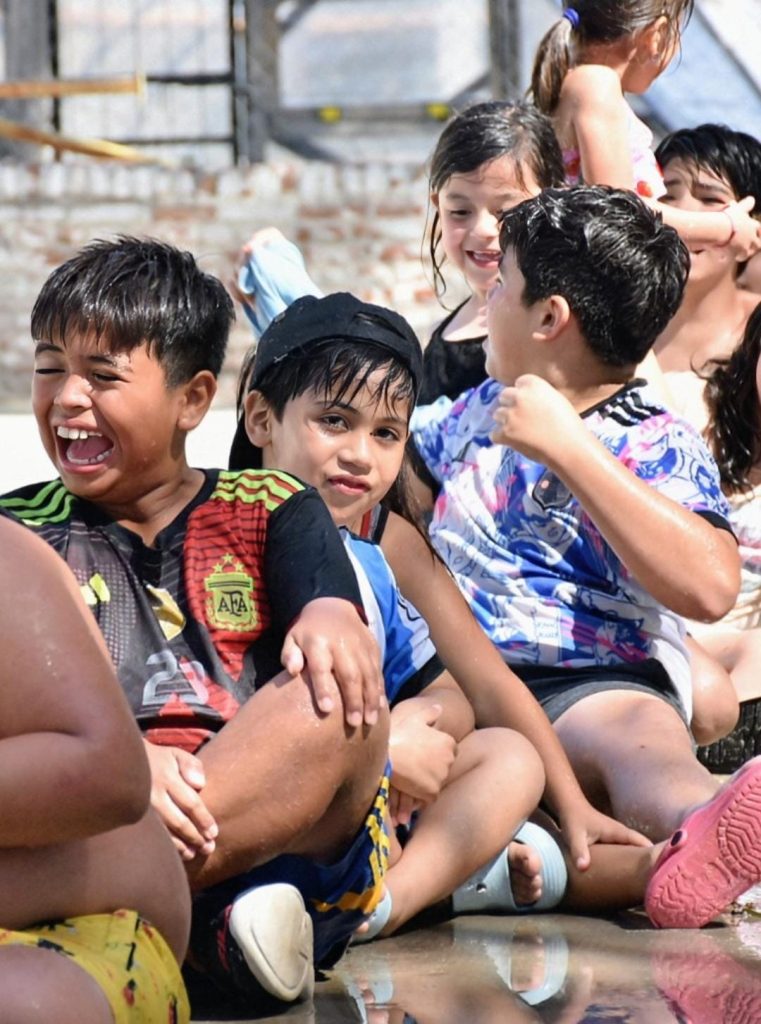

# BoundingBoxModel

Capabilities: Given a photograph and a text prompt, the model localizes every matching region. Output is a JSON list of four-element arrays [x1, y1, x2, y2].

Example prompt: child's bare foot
[[507, 840, 545, 907]]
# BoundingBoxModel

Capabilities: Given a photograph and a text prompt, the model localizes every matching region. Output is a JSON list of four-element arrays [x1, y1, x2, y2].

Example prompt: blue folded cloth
[[237, 234, 322, 338]]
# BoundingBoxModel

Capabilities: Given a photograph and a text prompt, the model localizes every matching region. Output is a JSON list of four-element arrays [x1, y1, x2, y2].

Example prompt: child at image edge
[[412, 185, 761, 928], [0, 509, 190, 1023]]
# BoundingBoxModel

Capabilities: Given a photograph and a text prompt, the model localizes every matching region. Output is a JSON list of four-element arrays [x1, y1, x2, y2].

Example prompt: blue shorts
[[190, 766, 390, 993]]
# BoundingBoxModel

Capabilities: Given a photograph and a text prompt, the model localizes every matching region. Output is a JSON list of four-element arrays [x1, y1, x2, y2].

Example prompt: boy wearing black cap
[[229, 289, 550, 940], [0, 236, 390, 1006]]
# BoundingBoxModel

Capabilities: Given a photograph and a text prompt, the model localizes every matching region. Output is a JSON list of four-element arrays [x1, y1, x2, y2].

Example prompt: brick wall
[[0, 159, 461, 409]]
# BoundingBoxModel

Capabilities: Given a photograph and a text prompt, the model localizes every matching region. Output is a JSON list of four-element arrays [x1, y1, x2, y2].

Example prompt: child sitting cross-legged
[[230, 292, 549, 937], [229, 292, 671, 935]]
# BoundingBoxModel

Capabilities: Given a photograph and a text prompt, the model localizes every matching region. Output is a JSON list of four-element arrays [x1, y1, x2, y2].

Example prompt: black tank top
[[418, 301, 487, 405]]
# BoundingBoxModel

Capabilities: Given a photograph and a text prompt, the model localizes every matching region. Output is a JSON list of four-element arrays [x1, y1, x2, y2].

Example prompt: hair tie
[[563, 7, 580, 29]]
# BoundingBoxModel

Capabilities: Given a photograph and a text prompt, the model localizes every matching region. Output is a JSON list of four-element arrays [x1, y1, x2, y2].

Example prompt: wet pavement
[[192, 902, 761, 1023]]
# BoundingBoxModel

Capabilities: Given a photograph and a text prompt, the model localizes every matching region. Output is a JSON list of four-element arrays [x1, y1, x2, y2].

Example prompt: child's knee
[[461, 727, 545, 801]]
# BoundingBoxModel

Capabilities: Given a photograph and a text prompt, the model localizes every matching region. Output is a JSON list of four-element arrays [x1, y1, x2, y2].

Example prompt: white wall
[[0, 407, 239, 492]]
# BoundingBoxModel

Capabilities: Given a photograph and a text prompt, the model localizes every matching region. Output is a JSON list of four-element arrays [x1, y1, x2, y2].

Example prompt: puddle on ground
[[191, 908, 761, 1023]]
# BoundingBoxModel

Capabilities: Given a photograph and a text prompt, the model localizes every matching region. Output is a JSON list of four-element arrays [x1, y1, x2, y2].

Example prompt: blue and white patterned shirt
[[413, 378, 731, 716]]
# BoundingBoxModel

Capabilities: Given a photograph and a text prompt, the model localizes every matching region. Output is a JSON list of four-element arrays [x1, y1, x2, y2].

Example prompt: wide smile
[[467, 250, 501, 270], [55, 425, 115, 470]]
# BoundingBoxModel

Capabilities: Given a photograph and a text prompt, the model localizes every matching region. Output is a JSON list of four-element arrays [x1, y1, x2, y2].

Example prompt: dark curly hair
[[703, 301, 761, 494]]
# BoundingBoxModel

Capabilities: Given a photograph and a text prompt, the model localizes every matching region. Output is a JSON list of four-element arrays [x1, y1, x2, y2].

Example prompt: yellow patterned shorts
[[0, 909, 189, 1023]]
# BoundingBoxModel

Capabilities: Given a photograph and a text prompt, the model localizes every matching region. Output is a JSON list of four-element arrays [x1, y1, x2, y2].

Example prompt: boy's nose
[[56, 373, 93, 410], [340, 434, 372, 470]]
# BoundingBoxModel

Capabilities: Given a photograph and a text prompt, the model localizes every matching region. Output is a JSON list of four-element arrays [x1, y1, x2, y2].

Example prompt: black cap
[[247, 292, 423, 393], [229, 292, 423, 470]]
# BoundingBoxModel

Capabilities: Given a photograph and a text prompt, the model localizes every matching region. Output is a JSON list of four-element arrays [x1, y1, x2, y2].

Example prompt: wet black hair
[[530, 0, 694, 114], [427, 101, 565, 300], [499, 185, 689, 366], [656, 123, 761, 275], [31, 235, 234, 387], [704, 301, 761, 494]]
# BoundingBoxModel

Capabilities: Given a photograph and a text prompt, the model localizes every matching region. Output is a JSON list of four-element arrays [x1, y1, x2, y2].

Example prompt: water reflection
[[336, 913, 761, 1024]]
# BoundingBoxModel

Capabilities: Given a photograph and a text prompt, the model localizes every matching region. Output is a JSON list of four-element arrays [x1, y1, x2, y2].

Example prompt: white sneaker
[[228, 883, 315, 1003]]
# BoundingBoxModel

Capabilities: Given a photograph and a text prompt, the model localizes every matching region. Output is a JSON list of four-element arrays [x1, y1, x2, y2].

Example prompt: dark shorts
[[510, 659, 689, 728]]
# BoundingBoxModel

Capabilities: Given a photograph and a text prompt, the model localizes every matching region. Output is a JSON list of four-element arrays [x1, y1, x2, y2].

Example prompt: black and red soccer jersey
[[1, 469, 363, 752]]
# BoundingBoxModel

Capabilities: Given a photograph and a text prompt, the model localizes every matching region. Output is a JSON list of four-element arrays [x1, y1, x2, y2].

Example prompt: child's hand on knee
[[389, 703, 457, 807], [142, 741, 218, 861], [281, 597, 384, 729]]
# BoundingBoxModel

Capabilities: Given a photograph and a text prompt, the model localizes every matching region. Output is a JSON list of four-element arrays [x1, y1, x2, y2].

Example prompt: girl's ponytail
[[530, 17, 574, 115]]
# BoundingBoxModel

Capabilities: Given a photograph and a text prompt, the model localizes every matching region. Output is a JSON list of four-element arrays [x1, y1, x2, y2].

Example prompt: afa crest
[[205, 554, 257, 631]]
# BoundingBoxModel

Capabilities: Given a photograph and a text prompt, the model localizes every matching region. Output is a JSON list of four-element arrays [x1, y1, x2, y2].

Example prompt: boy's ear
[[177, 370, 217, 431], [244, 390, 274, 449], [533, 294, 572, 343]]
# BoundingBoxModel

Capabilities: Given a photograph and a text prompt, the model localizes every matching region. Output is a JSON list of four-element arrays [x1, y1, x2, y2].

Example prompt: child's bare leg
[[188, 670, 390, 890], [687, 635, 739, 745], [698, 627, 761, 703], [0, 811, 189, 961], [553, 691, 718, 840], [380, 728, 545, 934], [0, 947, 112, 1024]]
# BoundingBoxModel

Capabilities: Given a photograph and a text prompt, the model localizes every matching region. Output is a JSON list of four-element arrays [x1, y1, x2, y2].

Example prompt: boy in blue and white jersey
[[230, 292, 547, 939]]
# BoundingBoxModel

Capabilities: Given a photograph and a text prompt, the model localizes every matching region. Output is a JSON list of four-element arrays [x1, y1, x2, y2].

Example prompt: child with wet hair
[[412, 184, 761, 927]]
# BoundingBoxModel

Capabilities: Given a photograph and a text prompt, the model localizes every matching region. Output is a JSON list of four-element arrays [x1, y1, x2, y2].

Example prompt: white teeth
[[56, 426, 102, 440], [67, 449, 111, 466]]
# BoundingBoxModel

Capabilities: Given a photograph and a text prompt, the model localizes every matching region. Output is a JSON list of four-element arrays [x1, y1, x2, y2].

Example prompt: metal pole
[[1, 0, 56, 156], [243, 0, 280, 164], [488, 0, 522, 100]]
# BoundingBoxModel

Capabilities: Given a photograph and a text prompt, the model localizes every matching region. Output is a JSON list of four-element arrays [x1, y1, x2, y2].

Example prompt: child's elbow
[[688, 566, 741, 623], [88, 739, 152, 829]]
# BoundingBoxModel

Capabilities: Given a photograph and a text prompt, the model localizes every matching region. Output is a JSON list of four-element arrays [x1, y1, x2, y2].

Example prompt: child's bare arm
[[382, 511, 649, 869], [0, 517, 150, 846], [267, 487, 383, 727], [491, 375, 740, 622], [566, 66, 635, 190]]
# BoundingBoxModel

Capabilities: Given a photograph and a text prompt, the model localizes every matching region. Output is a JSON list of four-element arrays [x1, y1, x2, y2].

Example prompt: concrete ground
[[191, 902, 761, 1023]]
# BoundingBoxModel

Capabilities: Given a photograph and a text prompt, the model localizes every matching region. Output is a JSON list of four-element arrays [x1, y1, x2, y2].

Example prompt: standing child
[[412, 185, 761, 927], [234, 101, 566, 408], [529, 1, 761, 259]]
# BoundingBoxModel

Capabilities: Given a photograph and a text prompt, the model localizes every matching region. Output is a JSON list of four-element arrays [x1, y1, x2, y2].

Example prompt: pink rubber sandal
[[645, 756, 761, 929]]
